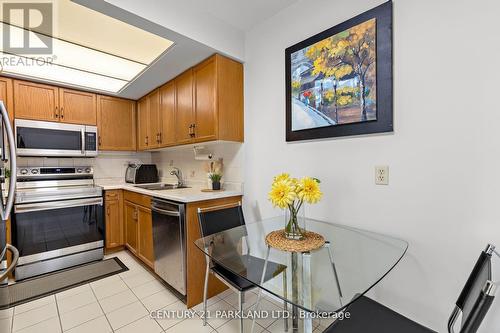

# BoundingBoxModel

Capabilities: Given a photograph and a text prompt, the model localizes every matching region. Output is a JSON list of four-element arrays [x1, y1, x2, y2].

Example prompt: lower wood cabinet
[[124, 191, 154, 269], [104, 190, 124, 249], [124, 200, 139, 255]]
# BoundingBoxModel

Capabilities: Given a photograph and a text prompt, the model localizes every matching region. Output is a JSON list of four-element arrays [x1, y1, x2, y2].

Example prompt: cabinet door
[[159, 81, 176, 147], [59, 88, 97, 125], [175, 69, 194, 145], [137, 96, 150, 150], [137, 206, 154, 269], [97, 95, 136, 151], [14, 80, 59, 121], [124, 201, 138, 254], [0, 77, 14, 125], [193, 57, 217, 142], [148, 89, 160, 148], [105, 191, 123, 249]]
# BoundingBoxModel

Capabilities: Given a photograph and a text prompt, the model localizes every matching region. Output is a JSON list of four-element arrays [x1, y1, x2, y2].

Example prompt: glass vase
[[284, 205, 305, 240]]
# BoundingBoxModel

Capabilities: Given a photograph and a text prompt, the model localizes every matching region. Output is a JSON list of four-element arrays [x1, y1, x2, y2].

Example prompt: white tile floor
[[0, 250, 332, 333]]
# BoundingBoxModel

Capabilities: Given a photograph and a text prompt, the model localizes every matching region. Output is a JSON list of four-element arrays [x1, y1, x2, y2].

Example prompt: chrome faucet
[[170, 167, 183, 186]]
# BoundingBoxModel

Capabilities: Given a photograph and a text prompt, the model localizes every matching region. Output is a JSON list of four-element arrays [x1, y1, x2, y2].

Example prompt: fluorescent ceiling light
[[0, 52, 128, 93], [0, 0, 174, 93]]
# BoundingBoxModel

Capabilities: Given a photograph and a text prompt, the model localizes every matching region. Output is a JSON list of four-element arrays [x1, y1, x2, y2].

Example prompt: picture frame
[[285, 1, 393, 141]]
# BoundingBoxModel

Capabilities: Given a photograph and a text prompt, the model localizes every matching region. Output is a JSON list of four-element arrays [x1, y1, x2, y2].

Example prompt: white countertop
[[95, 179, 243, 203]]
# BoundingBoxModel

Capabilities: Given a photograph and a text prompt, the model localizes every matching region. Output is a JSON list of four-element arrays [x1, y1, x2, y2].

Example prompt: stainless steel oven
[[15, 119, 98, 157], [12, 166, 104, 280]]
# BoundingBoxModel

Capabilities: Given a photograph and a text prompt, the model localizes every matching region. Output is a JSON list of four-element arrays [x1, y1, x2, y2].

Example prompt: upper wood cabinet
[[175, 54, 244, 146], [0, 77, 14, 124], [148, 89, 160, 149], [14, 80, 59, 122], [137, 95, 150, 150], [97, 95, 136, 151], [159, 81, 176, 147], [175, 69, 195, 145], [193, 56, 217, 142], [13, 80, 98, 125], [59, 88, 97, 125]]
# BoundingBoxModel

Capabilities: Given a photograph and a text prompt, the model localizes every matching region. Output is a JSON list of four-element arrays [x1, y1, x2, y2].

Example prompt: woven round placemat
[[265, 229, 326, 252]]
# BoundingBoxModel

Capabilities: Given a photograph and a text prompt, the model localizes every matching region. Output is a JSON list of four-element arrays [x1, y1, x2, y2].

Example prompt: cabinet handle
[[98, 136, 102, 146], [54, 107, 59, 119], [189, 124, 196, 137], [133, 209, 138, 220], [106, 206, 110, 215], [159, 132, 162, 144], [145, 136, 149, 146], [156, 133, 160, 144], [60, 107, 64, 119]]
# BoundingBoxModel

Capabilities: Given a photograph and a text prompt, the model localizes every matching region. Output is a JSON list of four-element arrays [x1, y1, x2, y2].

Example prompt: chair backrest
[[448, 244, 497, 333], [197, 203, 246, 238]]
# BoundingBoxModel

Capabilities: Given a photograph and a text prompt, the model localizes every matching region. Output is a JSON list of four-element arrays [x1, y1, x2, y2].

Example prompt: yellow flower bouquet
[[268, 173, 322, 240]]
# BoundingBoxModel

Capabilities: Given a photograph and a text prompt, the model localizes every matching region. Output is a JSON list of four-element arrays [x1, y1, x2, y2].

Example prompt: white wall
[[243, 0, 500, 331]]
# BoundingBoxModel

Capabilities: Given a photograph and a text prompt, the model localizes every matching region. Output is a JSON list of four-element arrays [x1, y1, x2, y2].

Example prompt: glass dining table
[[195, 216, 408, 333]]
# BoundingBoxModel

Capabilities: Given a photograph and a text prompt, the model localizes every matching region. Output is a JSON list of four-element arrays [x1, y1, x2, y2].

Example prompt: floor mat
[[0, 257, 128, 309]]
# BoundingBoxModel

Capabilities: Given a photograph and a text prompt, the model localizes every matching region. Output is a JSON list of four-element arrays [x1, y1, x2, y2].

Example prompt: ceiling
[[0, 0, 297, 100], [181, 0, 299, 31]]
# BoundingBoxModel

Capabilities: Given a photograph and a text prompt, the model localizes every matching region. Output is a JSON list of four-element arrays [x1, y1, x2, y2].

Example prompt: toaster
[[125, 164, 159, 184]]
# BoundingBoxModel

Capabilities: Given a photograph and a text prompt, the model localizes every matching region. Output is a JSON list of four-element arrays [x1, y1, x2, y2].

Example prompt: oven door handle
[[151, 206, 180, 217], [15, 197, 103, 213]]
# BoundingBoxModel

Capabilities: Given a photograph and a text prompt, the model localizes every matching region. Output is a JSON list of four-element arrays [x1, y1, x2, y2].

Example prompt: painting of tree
[[290, 18, 377, 130], [285, 1, 392, 141]]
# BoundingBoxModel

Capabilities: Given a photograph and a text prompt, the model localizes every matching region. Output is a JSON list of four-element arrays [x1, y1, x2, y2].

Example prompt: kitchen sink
[[133, 183, 190, 190]]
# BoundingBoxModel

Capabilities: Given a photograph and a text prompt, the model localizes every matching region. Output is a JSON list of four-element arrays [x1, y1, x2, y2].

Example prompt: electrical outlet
[[375, 166, 389, 185], [190, 170, 196, 178], [169, 160, 174, 166]]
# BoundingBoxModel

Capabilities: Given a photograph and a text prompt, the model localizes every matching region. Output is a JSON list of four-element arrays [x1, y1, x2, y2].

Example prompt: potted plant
[[209, 173, 222, 190], [268, 173, 322, 240]]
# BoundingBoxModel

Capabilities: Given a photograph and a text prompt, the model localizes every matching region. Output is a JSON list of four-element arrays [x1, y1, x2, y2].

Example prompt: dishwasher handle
[[151, 206, 180, 217]]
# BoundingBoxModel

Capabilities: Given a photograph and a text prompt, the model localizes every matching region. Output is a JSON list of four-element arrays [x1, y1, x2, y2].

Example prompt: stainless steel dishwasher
[[151, 198, 186, 297]]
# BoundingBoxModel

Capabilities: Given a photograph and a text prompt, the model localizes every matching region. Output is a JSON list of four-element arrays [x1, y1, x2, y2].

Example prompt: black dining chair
[[197, 202, 288, 333], [324, 244, 498, 333]]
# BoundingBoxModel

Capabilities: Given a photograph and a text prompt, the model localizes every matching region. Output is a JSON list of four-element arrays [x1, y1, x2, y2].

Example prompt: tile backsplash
[[16, 142, 244, 187]]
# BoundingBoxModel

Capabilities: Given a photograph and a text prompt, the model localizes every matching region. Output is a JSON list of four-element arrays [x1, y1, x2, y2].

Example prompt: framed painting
[[285, 1, 393, 141]]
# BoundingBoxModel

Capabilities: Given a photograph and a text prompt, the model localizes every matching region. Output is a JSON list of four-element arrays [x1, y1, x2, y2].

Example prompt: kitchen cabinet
[[124, 191, 154, 269], [105, 190, 124, 249], [158, 81, 176, 147], [137, 96, 150, 150], [125, 201, 138, 255], [97, 95, 136, 151], [59, 88, 97, 125], [0, 77, 14, 124], [137, 206, 154, 268], [174, 69, 194, 145], [13, 79, 98, 125], [14, 80, 59, 122], [173, 54, 244, 146], [185, 195, 243, 308]]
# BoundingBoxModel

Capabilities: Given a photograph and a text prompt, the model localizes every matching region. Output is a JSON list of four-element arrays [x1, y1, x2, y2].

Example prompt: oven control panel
[[17, 166, 94, 178]]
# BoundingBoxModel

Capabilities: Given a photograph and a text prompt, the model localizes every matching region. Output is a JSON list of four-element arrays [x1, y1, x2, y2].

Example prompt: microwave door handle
[[81, 128, 85, 155], [0, 101, 16, 221]]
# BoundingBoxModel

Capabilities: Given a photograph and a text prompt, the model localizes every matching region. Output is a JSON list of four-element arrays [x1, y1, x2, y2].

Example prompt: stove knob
[[20, 168, 28, 175], [85, 168, 91, 173], [76, 168, 83, 173], [31, 169, 39, 174]]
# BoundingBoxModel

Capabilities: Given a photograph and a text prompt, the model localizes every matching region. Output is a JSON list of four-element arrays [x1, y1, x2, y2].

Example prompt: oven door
[[15, 119, 85, 157], [12, 197, 104, 266]]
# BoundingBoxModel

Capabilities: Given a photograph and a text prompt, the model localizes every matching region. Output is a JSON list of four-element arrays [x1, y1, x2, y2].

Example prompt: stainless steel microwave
[[15, 119, 98, 157]]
